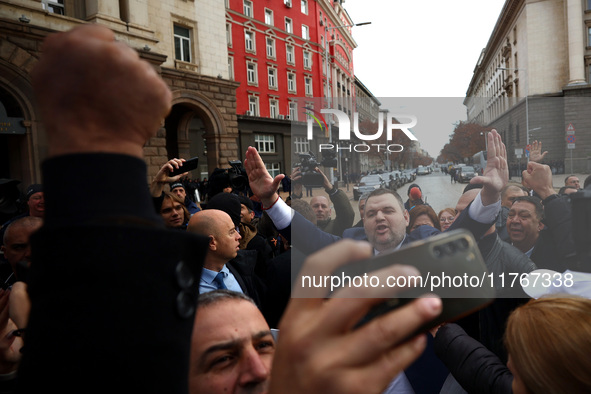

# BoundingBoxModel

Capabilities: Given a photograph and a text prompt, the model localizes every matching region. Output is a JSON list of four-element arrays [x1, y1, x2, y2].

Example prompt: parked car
[[403, 169, 416, 182], [457, 165, 477, 183], [387, 171, 403, 189], [353, 175, 386, 200], [417, 165, 429, 176]]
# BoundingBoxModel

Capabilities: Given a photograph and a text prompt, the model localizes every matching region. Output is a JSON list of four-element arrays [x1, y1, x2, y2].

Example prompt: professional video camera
[[294, 151, 337, 187], [207, 160, 250, 198], [227, 160, 248, 191]]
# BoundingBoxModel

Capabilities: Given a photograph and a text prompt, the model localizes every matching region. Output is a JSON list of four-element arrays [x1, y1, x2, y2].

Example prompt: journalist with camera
[[206, 160, 250, 199], [290, 152, 354, 237]]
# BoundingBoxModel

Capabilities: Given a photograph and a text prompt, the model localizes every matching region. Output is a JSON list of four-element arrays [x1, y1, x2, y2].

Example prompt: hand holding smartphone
[[169, 157, 199, 177], [330, 229, 494, 339]]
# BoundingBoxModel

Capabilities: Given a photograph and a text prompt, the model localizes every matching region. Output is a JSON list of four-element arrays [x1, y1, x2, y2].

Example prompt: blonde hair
[[437, 207, 457, 222], [161, 191, 189, 226], [505, 296, 591, 394]]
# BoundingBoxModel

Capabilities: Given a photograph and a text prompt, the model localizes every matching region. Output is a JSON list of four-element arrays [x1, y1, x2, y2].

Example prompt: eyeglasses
[[439, 217, 455, 223]]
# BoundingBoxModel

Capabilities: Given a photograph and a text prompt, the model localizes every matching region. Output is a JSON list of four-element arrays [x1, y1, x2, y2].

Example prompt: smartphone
[[331, 229, 494, 338], [169, 157, 199, 177]]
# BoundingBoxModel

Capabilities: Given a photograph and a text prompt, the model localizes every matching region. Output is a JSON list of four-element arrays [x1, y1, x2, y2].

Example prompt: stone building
[[0, 0, 238, 189], [464, 0, 591, 173]]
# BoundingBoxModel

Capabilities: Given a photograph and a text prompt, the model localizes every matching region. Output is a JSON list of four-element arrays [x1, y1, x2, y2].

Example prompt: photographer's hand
[[315, 167, 333, 191], [269, 240, 442, 394], [150, 158, 187, 197], [244, 146, 284, 207]]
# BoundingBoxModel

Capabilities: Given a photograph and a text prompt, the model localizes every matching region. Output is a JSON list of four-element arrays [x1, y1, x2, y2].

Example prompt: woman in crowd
[[407, 204, 440, 233], [505, 296, 591, 394], [434, 296, 591, 394], [438, 208, 457, 231]]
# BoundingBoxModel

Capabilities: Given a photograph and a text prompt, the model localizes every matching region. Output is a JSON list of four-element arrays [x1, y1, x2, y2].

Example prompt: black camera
[[294, 152, 324, 187], [228, 160, 248, 191]]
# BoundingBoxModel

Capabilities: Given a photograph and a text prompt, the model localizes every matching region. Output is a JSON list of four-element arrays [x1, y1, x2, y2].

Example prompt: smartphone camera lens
[[443, 242, 456, 255], [455, 238, 469, 251], [433, 246, 443, 258]]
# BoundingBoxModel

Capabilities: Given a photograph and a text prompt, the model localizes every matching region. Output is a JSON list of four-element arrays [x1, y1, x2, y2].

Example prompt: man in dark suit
[[187, 209, 266, 309]]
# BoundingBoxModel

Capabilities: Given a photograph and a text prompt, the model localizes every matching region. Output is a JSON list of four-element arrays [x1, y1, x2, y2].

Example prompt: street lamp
[[324, 21, 371, 183], [480, 131, 488, 152], [497, 67, 530, 157]]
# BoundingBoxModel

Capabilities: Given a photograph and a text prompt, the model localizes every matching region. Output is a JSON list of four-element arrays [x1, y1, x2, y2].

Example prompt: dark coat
[[227, 249, 267, 311], [20, 154, 209, 394], [317, 188, 355, 236], [529, 195, 575, 272], [434, 324, 513, 394]]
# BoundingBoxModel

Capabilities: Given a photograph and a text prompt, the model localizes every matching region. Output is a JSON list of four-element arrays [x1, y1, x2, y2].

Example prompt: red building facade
[[226, 0, 359, 176]]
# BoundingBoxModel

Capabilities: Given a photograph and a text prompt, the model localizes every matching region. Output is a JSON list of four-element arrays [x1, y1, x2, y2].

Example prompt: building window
[[588, 26, 591, 46], [265, 9, 274, 25], [245, 31, 255, 52], [249, 96, 259, 116], [255, 134, 276, 153], [243, 0, 253, 17], [174, 25, 191, 62], [294, 136, 310, 154], [285, 18, 293, 34], [301, 0, 308, 14], [228, 57, 234, 80], [286, 45, 295, 65], [305, 77, 313, 95], [287, 72, 296, 93], [42, 0, 65, 15], [302, 25, 309, 40], [303, 51, 311, 69], [588, 0, 591, 10], [226, 23, 232, 46], [270, 99, 279, 118], [268, 68, 277, 88], [266, 37, 276, 58], [247, 62, 257, 84], [266, 162, 281, 177], [289, 101, 298, 121]]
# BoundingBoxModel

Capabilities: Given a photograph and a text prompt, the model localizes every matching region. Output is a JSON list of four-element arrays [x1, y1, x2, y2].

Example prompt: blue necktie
[[213, 272, 227, 290]]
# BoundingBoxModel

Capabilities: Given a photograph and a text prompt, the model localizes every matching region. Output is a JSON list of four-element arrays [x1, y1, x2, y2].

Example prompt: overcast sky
[[344, 0, 507, 157]]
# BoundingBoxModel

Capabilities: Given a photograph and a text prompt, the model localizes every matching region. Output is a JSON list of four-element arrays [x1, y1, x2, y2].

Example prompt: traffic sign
[[566, 123, 575, 134], [567, 143, 575, 149], [567, 135, 576, 144]]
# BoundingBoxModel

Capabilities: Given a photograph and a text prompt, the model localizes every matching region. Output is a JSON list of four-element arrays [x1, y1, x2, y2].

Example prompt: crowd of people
[[1, 24, 591, 394]]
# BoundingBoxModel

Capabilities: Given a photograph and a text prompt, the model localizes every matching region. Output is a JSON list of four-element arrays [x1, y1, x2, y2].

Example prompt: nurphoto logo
[[305, 108, 418, 154]]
